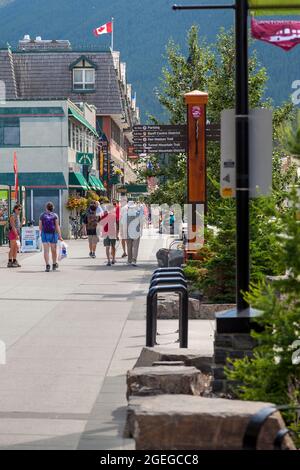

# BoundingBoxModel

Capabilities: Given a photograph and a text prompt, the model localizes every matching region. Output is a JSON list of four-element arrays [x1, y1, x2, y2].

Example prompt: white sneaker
[[127, 261, 132, 265], [132, 262, 137, 267]]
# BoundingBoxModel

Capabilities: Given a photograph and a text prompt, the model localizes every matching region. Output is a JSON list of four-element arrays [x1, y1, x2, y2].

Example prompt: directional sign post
[[185, 90, 208, 258], [133, 125, 187, 154]]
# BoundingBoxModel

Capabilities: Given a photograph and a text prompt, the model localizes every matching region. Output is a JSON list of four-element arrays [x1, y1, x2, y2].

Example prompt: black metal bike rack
[[151, 272, 185, 282], [153, 267, 184, 274], [242, 405, 299, 450], [146, 284, 188, 348], [150, 277, 188, 289]]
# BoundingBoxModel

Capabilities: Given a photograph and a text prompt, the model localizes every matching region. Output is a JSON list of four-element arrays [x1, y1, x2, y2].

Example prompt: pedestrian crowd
[[6, 198, 149, 271], [82, 198, 145, 267]]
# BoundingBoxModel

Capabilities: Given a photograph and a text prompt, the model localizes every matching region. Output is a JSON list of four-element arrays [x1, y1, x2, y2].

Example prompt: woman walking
[[7, 203, 22, 268], [39, 202, 63, 272], [83, 202, 100, 258]]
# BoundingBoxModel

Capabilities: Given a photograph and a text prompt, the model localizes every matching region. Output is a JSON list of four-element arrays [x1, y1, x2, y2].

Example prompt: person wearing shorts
[[39, 202, 63, 272], [7, 203, 22, 268], [100, 203, 118, 266], [113, 198, 127, 258], [83, 202, 100, 258]]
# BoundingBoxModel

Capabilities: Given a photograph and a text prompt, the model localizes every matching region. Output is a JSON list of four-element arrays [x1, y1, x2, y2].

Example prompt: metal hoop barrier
[[151, 272, 185, 282], [242, 405, 300, 450], [146, 284, 188, 348], [150, 277, 188, 289], [153, 267, 184, 274], [150, 276, 188, 340]]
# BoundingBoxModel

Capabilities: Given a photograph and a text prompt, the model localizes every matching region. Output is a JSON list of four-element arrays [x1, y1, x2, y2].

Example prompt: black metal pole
[[235, 0, 249, 313]]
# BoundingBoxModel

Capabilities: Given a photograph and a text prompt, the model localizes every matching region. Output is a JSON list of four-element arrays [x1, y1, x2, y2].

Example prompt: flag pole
[[111, 17, 114, 51]]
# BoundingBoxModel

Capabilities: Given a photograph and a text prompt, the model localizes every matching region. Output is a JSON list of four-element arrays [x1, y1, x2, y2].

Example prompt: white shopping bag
[[58, 241, 68, 261]]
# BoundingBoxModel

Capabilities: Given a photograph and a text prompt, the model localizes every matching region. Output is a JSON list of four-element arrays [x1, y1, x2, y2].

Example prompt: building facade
[[0, 99, 101, 236], [0, 38, 139, 183]]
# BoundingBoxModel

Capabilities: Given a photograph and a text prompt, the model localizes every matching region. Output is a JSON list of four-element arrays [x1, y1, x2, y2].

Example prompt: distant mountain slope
[[0, 0, 298, 119]]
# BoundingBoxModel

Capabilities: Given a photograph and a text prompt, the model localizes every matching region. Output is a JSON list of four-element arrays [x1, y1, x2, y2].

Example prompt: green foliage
[[227, 190, 300, 444], [145, 153, 187, 206], [208, 28, 268, 124], [149, 26, 270, 208], [149, 25, 299, 304], [186, 192, 292, 303], [155, 26, 213, 125], [280, 109, 300, 156]]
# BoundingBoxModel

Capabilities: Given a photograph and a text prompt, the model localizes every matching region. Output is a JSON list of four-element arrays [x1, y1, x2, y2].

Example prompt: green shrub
[[227, 190, 300, 446]]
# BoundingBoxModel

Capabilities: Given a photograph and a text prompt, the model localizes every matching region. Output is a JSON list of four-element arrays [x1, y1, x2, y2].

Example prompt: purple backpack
[[41, 212, 57, 234]]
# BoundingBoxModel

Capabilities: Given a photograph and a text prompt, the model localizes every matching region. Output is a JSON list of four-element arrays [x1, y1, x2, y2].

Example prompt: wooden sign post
[[185, 90, 208, 258]]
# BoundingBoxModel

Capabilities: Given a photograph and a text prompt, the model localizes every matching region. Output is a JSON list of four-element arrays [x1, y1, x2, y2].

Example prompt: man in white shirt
[[121, 201, 143, 266]]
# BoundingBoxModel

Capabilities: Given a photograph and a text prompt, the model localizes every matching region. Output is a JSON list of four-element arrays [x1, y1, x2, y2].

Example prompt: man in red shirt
[[100, 202, 118, 266], [113, 198, 127, 258]]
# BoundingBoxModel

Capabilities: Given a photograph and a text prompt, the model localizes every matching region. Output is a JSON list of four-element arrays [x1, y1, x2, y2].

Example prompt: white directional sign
[[221, 109, 273, 199], [221, 110, 236, 198]]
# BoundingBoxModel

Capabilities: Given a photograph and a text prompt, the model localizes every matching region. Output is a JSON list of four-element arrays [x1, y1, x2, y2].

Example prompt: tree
[[154, 25, 213, 125], [227, 189, 300, 445], [148, 26, 270, 208]]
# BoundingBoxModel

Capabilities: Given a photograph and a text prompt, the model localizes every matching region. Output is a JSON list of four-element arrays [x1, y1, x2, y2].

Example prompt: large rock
[[168, 249, 184, 267], [127, 395, 296, 450], [127, 366, 207, 399], [157, 300, 236, 320], [134, 347, 213, 374], [156, 248, 169, 267], [156, 248, 184, 268]]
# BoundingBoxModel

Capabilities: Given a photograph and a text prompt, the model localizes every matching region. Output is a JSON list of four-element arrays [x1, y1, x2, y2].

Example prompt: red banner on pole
[[251, 17, 300, 51], [13, 151, 18, 201]]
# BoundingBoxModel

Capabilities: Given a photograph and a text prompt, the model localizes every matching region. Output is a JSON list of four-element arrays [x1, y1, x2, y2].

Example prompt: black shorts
[[104, 237, 116, 247]]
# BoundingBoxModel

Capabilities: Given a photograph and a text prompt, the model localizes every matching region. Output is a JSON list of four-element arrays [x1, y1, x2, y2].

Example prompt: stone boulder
[[156, 248, 169, 267], [127, 366, 207, 400], [157, 299, 236, 320], [156, 248, 184, 268], [134, 347, 213, 374], [168, 249, 184, 267], [127, 395, 296, 450]]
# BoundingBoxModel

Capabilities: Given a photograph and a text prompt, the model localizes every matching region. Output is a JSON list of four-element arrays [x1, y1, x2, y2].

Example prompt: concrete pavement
[[0, 233, 214, 450]]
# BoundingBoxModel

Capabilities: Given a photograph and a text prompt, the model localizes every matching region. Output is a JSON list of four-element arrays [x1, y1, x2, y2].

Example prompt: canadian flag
[[93, 21, 113, 36]]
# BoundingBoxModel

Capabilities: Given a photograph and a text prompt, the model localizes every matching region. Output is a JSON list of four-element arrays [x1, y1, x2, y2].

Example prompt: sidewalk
[[0, 246, 8, 266], [0, 233, 214, 450]]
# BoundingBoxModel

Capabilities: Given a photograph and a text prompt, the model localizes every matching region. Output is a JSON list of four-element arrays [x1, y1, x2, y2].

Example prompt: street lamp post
[[235, 0, 250, 315]]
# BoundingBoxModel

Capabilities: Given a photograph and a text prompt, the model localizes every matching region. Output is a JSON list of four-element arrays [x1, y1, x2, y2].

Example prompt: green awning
[[68, 107, 98, 137], [250, 0, 300, 15], [69, 172, 90, 190], [0, 172, 67, 188], [88, 175, 97, 190], [88, 175, 106, 191], [93, 176, 106, 191]]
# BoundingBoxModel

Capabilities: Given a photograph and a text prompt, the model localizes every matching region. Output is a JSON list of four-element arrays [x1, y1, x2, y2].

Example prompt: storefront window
[[0, 118, 20, 146], [0, 190, 9, 221]]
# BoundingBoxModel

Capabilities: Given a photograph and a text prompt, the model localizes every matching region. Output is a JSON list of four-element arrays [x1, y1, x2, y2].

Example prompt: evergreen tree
[[227, 189, 300, 444]]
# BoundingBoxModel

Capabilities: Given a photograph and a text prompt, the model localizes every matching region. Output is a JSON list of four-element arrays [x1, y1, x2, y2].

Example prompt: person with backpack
[[83, 202, 100, 258], [39, 202, 63, 272]]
